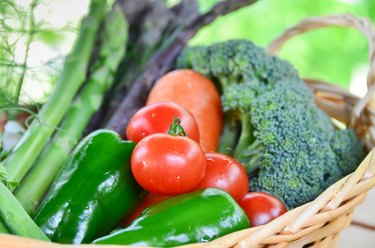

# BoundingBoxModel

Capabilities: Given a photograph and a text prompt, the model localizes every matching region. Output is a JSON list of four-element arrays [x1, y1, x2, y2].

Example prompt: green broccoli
[[247, 82, 344, 208], [177, 39, 365, 209], [177, 40, 300, 93], [330, 129, 365, 176]]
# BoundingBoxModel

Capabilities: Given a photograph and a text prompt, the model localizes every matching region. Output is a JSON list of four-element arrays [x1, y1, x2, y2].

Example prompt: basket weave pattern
[[0, 14, 375, 248]]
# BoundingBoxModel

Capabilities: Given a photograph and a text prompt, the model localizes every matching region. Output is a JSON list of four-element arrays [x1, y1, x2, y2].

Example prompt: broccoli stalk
[[217, 114, 238, 154], [177, 39, 365, 209], [219, 82, 257, 172], [234, 112, 253, 159]]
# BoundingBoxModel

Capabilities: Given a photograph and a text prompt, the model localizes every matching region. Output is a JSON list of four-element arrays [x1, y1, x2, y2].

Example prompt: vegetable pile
[[0, 0, 367, 247]]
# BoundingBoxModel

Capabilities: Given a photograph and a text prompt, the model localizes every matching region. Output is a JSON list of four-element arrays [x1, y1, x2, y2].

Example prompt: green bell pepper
[[93, 188, 250, 247], [34, 129, 144, 244]]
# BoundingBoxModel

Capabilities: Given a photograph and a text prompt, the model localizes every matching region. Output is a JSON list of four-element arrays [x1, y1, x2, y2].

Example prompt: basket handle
[[267, 13, 375, 128]]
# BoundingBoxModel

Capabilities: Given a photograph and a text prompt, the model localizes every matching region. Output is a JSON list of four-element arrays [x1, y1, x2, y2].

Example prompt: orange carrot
[[147, 69, 222, 152]]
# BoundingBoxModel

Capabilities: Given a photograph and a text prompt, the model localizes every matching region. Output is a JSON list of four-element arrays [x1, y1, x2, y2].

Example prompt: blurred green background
[[193, 0, 375, 92], [1, 0, 374, 105]]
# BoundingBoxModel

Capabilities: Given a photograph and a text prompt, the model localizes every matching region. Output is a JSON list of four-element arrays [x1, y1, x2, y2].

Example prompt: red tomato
[[131, 133, 206, 195], [124, 193, 171, 226], [126, 101, 200, 143], [195, 153, 248, 200], [237, 192, 287, 227]]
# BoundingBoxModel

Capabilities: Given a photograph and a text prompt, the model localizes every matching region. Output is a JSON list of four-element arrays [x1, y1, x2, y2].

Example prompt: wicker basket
[[1, 13, 375, 248]]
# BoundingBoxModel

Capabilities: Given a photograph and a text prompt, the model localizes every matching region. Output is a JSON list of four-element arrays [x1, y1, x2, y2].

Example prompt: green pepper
[[33, 129, 144, 244], [93, 188, 250, 247]]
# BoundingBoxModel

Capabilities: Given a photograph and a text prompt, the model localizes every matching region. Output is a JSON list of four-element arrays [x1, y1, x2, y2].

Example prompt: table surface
[[338, 188, 375, 248]]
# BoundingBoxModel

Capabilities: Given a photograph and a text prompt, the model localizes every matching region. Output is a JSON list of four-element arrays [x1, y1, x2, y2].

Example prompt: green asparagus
[[0, 182, 49, 240], [3, 0, 107, 188], [15, 6, 128, 214]]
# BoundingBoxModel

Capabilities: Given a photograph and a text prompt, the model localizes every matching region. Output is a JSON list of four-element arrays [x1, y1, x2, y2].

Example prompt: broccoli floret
[[247, 83, 343, 208], [177, 39, 300, 94], [176, 39, 365, 209], [330, 129, 365, 175]]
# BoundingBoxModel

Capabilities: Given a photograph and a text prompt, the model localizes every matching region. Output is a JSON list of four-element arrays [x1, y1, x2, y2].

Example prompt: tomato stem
[[167, 117, 187, 137]]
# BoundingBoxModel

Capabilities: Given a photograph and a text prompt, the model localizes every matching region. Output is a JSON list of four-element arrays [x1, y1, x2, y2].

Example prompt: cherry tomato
[[126, 101, 200, 143], [195, 152, 248, 200], [237, 192, 287, 227], [131, 133, 206, 195], [123, 193, 171, 226]]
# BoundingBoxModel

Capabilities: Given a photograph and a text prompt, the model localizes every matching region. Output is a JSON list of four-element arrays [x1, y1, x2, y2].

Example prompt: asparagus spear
[[0, 182, 49, 240], [3, 0, 107, 188], [85, 0, 200, 133], [15, 6, 128, 215], [105, 0, 259, 136]]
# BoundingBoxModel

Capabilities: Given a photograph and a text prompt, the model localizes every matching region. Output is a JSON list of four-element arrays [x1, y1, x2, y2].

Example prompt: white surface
[[350, 188, 375, 226], [338, 188, 375, 247], [338, 225, 375, 248]]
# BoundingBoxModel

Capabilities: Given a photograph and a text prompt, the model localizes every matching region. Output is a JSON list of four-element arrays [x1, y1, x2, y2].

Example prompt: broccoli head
[[177, 39, 300, 94], [176, 39, 365, 209], [247, 82, 344, 208]]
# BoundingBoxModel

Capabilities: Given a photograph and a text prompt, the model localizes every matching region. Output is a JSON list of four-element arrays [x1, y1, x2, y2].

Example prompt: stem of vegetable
[[167, 117, 187, 137], [15, 0, 38, 104], [217, 116, 238, 156], [233, 112, 253, 159], [0, 182, 49, 241], [14, 0, 37, 105], [14, 5, 128, 215], [3, 0, 107, 189], [232, 111, 264, 174], [240, 138, 263, 174]]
